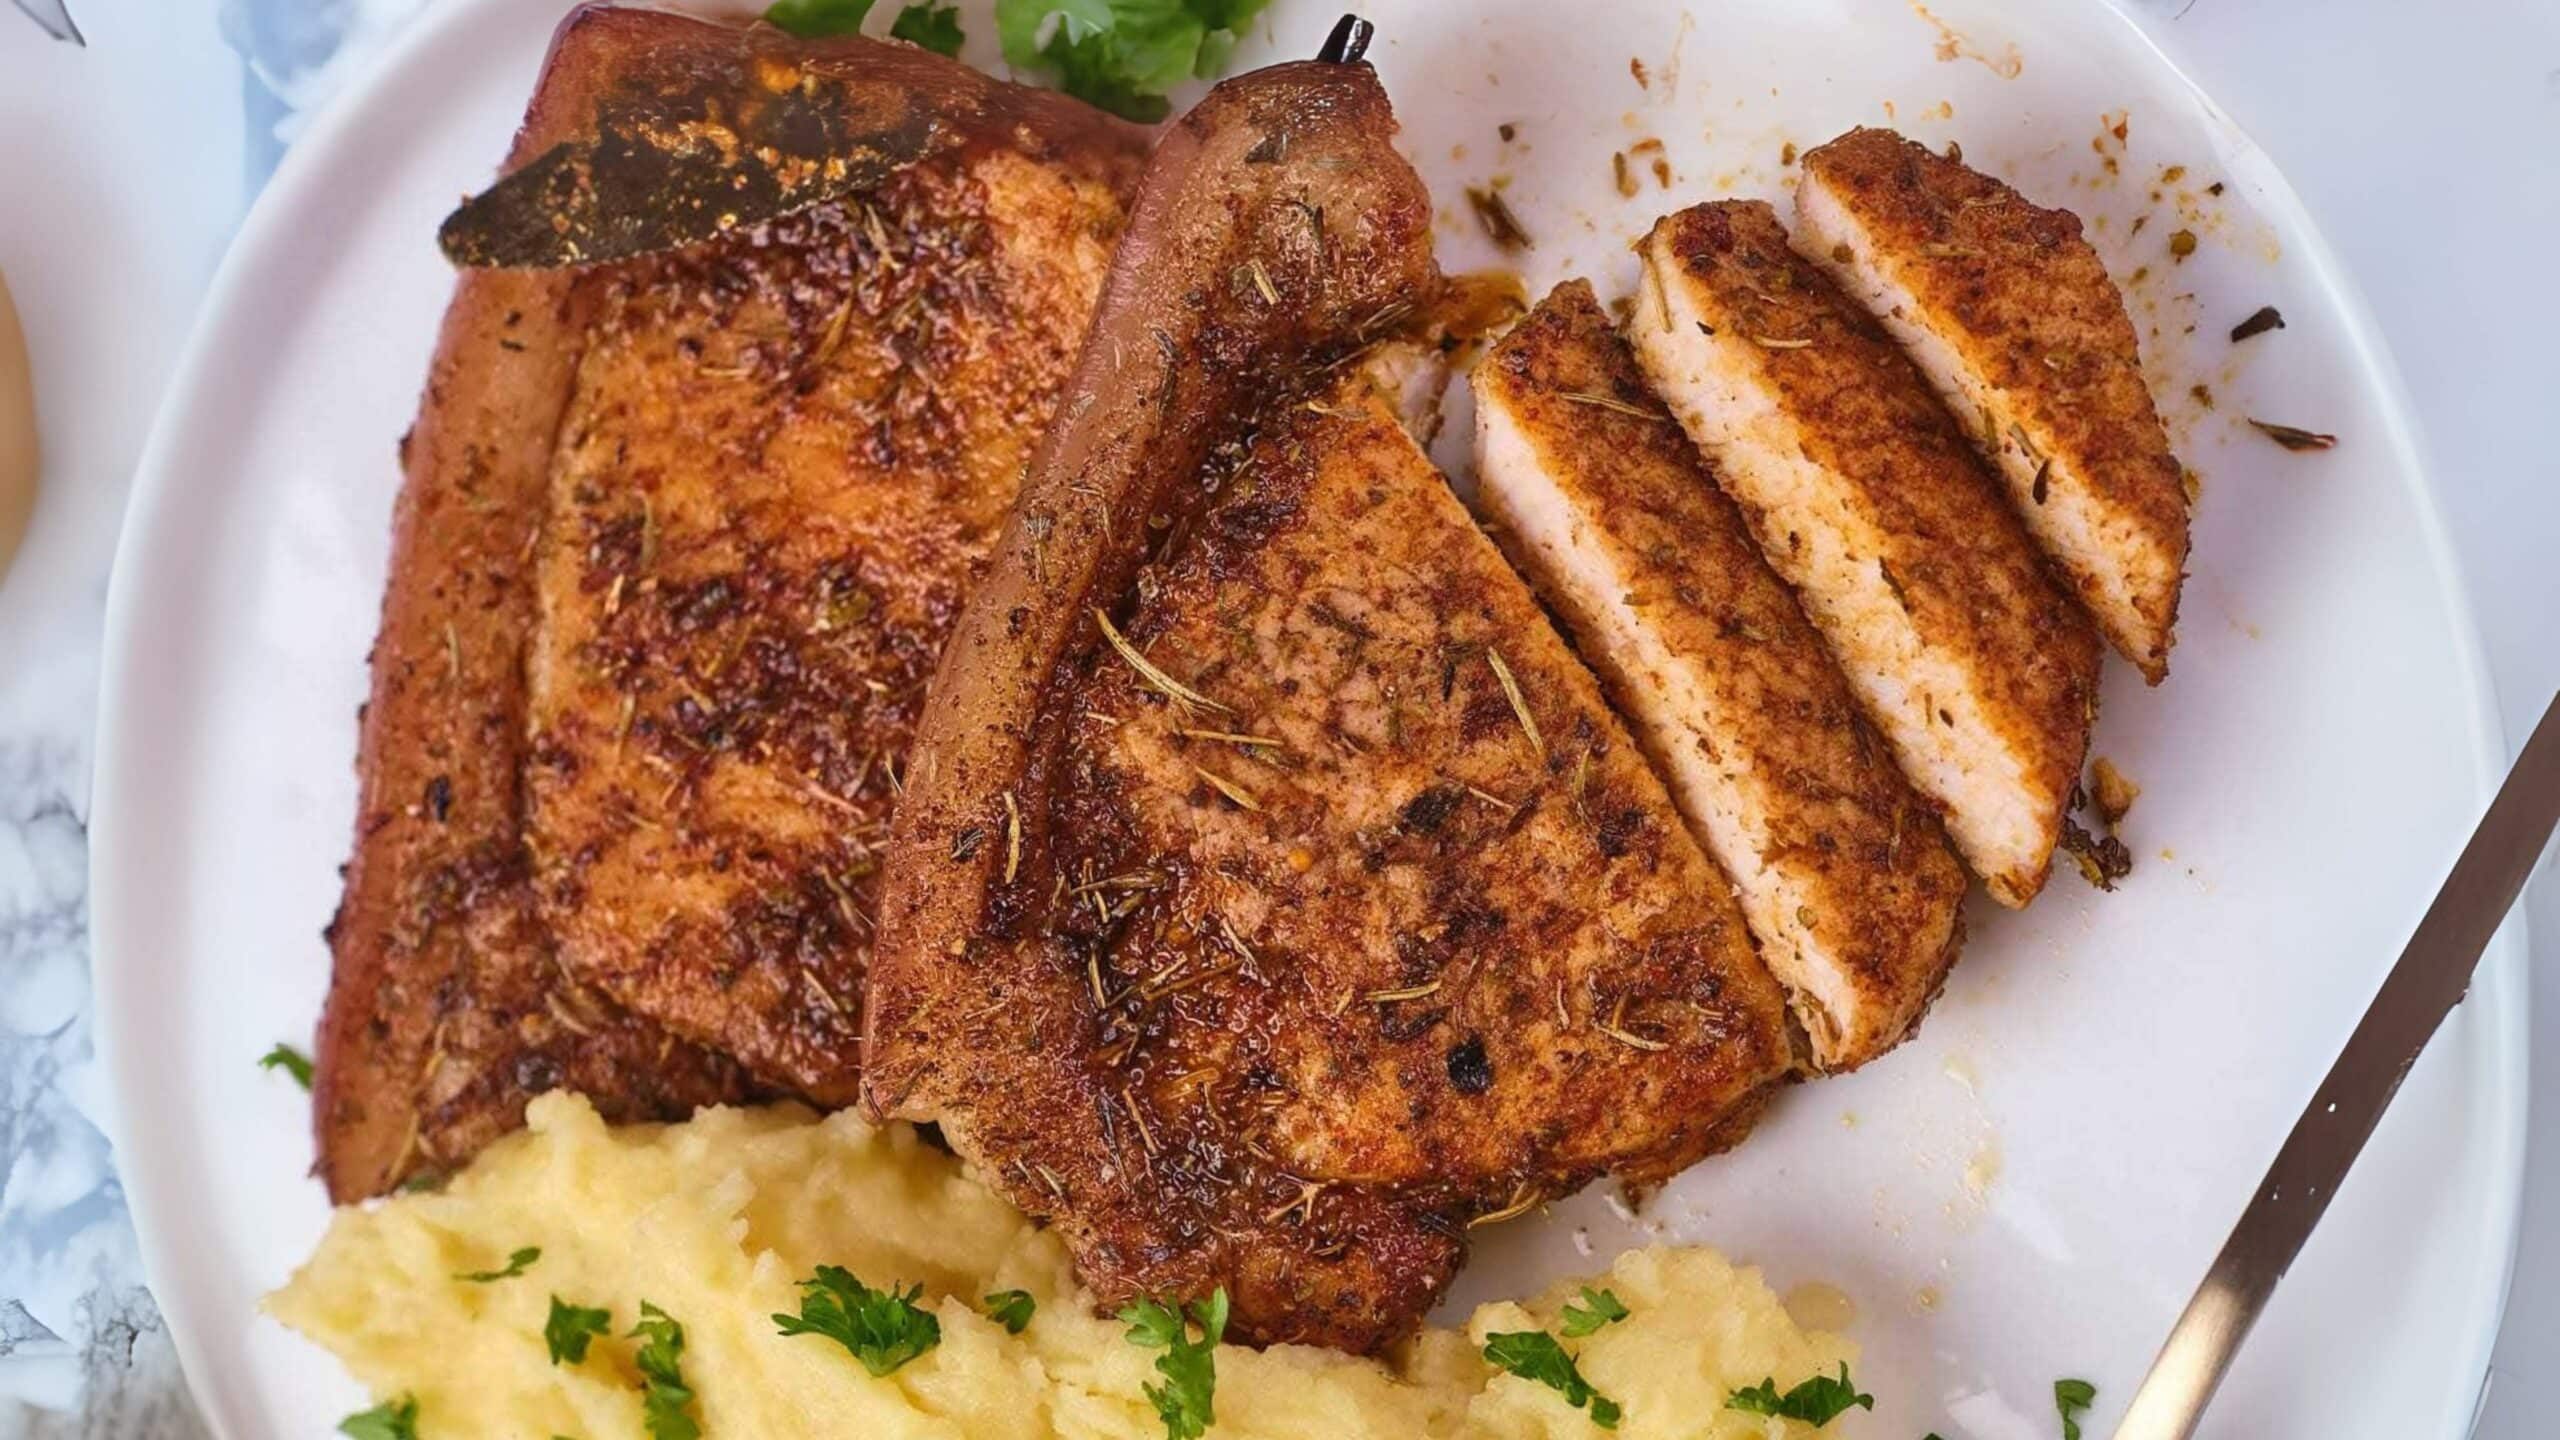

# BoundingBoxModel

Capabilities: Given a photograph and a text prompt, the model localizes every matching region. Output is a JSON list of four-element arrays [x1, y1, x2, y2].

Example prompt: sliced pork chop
[[1475, 280, 1966, 1069], [1796, 127, 2188, 682], [866, 62, 1792, 1351], [1630, 201, 2101, 908]]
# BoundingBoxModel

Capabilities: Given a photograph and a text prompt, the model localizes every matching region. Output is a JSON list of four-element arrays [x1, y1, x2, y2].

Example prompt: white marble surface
[[0, 0, 2550, 1435], [0, 0, 239, 1434]]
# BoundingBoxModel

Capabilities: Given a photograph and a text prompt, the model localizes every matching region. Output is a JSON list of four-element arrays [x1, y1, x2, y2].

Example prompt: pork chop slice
[[1475, 280, 1966, 1069], [1796, 127, 2188, 682], [866, 62, 1792, 1351], [1630, 201, 2101, 907]]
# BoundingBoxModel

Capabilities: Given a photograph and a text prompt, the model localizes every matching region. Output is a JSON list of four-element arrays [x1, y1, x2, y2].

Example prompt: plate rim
[[85, 0, 2527, 1435]]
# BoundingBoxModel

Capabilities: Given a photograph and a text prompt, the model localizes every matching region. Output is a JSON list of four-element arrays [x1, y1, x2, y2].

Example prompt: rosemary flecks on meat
[[1364, 979, 1443, 1004], [1121, 1086, 1161, 1155], [1470, 1187, 1543, 1229], [1246, 257, 1279, 306], [1265, 1178, 1325, 1224], [1216, 916, 1259, 966], [862, 204, 901, 271], [1485, 647, 1547, 764], [1148, 956, 1240, 1000], [1176, 727, 1285, 750], [1193, 765, 1263, 812], [1557, 390, 1665, 421], [1093, 608, 1232, 714], [1002, 789, 1023, 884], [1750, 334, 1815, 350], [1071, 871, 1164, 897], [1595, 1018, 1670, 1052]]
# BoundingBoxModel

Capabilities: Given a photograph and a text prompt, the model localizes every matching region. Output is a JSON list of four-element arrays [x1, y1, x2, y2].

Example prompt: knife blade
[[2113, 689, 2560, 1440], [10, 0, 83, 44], [439, 54, 940, 269]]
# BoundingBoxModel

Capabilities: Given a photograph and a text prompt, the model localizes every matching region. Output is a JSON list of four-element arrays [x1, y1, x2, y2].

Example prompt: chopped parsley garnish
[[1118, 1287, 1228, 1440], [983, 1288, 1037, 1334], [1725, 1362, 1874, 1426], [762, 0, 876, 36], [890, 2, 967, 54], [2056, 1377, 2098, 1440], [337, 1394, 418, 1440], [544, 1296, 611, 1365], [258, 1043, 314, 1089], [455, 1246, 540, 1283], [773, 1266, 942, 1376], [631, 1303, 701, 1440], [1559, 1286, 1629, 1337], [1482, 1329, 1621, 1430], [995, 0, 1273, 122]]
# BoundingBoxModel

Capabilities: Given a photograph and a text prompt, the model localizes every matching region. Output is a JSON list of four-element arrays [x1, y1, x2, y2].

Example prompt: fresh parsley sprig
[[1725, 1362, 1875, 1427], [1118, 1287, 1228, 1440], [1559, 1286, 1629, 1337], [773, 1266, 943, 1376], [631, 1302, 702, 1440], [764, 0, 965, 56], [890, 2, 966, 54], [259, 1043, 315, 1089], [994, 0, 1272, 122], [2055, 1377, 2098, 1440], [455, 1246, 540, 1283], [337, 1394, 418, 1440], [1482, 1329, 1621, 1430], [763, 0, 874, 35], [983, 1288, 1037, 1334], [544, 1296, 611, 1365]]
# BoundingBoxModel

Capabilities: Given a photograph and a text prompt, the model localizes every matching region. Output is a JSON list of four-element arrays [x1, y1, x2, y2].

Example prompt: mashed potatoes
[[270, 1094, 1853, 1437]]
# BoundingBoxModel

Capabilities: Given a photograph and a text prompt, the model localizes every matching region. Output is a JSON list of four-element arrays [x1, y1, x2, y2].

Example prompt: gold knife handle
[[2115, 690, 2560, 1440]]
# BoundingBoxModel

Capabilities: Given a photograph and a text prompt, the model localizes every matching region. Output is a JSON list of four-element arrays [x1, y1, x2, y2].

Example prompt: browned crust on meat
[[889, 370, 1792, 1350], [867, 65, 1789, 1350], [316, 4, 1146, 1197], [1476, 281, 1965, 1067], [315, 8, 751, 1204], [1640, 200, 2101, 904], [1801, 128, 2187, 681], [866, 59, 1447, 1126], [524, 106, 1141, 1106]]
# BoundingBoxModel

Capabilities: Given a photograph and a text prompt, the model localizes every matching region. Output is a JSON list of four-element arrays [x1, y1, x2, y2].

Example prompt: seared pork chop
[[1476, 281, 1966, 1068], [867, 63, 1792, 1350], [1797, 128, 2188, 681], [1631, 201, 2101, 907], [521, 74, 1141, 1107], [316, 5, 1145, 1197]]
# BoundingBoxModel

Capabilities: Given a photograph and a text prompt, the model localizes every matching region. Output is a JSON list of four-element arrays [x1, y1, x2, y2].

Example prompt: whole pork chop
[[315, 5, 1146, 1198]]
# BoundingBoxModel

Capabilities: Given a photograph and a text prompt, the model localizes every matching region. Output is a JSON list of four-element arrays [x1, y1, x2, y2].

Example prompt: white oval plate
[[92, 1, 2523, 1436]]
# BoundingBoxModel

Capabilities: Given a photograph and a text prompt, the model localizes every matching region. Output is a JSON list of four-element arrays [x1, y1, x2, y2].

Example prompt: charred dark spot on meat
[[1445, 1036, 1493, 1094]]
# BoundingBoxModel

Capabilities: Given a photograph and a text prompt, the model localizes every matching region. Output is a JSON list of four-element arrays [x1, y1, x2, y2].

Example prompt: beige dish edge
[[0, 269, 38, 585]]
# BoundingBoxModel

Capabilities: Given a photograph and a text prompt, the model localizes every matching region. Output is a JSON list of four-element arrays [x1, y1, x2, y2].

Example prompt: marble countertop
[[1, 1, 2552, 1435]]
